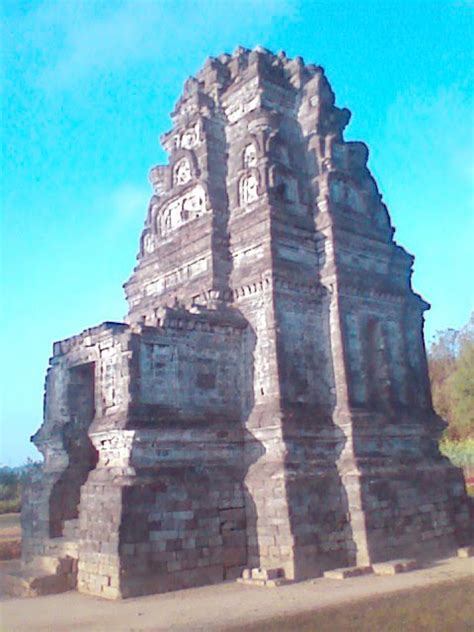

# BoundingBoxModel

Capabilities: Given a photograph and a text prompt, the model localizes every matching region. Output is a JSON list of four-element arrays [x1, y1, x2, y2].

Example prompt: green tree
[[427, 313, 474, 440], [449, 315, 474, 439], [428, 327, 457, 425]]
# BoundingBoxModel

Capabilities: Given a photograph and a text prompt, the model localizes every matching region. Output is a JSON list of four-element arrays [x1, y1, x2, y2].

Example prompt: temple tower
[[20, 47, 471, 599]]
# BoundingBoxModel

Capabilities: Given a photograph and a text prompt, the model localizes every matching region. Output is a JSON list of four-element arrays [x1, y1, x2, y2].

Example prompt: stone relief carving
[[243, 144, 257, 168], [94, 430, 135, 468], [163, 198, 182, 232], [224, 79, 260, 123], [145, 257, 207, 297], [160, 184, 207, 234], [143, 232, 155, 254], [239, 173, 259, 206], [181, 122, 201, 149], [174, 158, 192, 185], [174, 121, 201, 150], [182, 186, 205, 217]]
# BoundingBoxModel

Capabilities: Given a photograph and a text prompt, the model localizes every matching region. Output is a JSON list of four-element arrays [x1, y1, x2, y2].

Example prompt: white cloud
[[13, 0, 298, 90], [37, 3, 165, 87]]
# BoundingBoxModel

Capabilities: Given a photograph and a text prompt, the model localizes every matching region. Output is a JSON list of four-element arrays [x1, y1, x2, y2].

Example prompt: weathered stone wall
[[22, 322, 129, 562], [71, 309, 256, 598]]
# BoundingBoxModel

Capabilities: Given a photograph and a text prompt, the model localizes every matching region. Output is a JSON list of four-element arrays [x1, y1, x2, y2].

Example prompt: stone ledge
[[323, 565, 373, 580], [372, 559, 418, 575], [237, 577, 292, 588]]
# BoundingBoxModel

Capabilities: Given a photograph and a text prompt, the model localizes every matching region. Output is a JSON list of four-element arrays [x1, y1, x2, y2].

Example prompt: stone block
[[457, 546, 474, 558], [251, 567, 284, 580], [237, 569, 291, 588], [372, 559, 418, 575], [241, 568, 251, 580], [324, 566, 373, 580]]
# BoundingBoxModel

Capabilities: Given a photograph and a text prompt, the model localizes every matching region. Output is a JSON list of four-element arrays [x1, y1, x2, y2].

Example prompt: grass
[[0, 512, 21, 560], [227, 578, 474, 632], [0, 498, 21, 514], [0, 462, 40, 515]]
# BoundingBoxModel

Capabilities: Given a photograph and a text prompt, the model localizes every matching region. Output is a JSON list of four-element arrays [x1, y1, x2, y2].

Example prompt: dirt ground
[[0, 555, 472, 632], [229, 577, 474, 632]]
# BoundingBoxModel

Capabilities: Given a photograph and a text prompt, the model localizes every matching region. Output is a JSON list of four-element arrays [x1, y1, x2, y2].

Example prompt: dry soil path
[[1, 556, 473, 632]]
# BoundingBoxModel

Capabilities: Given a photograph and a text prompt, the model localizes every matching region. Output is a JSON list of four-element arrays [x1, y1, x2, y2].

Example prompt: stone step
[[237, 577, 291, 588], [372, 559, 418, 575], [0, 557, 77, 598], [324, 565, 373, 580]]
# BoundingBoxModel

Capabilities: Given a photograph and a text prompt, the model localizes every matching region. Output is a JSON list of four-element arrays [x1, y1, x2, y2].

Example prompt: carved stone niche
[[239, 171, 260, 206], [158, 184, 207, 235], [173, 157, 192, 186], [269, 165, 299, 204], [171, 120, 203, 152], [170, 149, 201, 189], [243, 143, 258, 168], [140, 230, 156, 256], [266, 129, 291, 164]]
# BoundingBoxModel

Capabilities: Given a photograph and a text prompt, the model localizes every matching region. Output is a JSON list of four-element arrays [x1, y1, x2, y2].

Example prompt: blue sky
[[1, 0, 473, 465]]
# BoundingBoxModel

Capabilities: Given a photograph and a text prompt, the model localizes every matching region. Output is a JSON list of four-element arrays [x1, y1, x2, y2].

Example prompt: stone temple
[[21, 47, 471, 598]]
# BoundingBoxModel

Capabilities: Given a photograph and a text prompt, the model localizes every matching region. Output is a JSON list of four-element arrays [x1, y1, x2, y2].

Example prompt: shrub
[[0, 498, 21, 514], [0, 461, 41, 514], [439, 439, 474, 467]]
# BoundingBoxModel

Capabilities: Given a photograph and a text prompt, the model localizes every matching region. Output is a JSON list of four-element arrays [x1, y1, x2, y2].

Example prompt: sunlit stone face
[[180, 122, 200, 149], [240, 173, 259, 205], [160, 184, 207, 234], [174, 158, 192, 185], [243, 143, 257, 167]]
